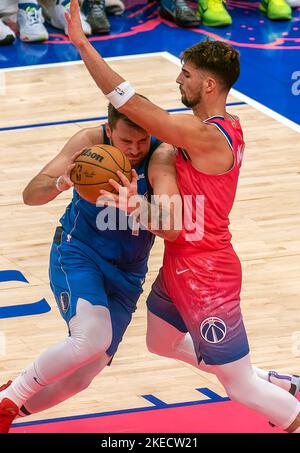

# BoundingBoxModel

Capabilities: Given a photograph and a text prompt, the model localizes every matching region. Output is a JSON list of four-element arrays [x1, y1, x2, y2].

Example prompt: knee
[[146, 329, 174, 358], [70, 323, 112, 363], [223, 383, 243, 403], [88, 320, 112, 355], [146, 332, 160, 355], [83, 334, 112, 359], [68, 300, 113, 362], [146, 327, 162, 355], [220, 374, 259, 406]]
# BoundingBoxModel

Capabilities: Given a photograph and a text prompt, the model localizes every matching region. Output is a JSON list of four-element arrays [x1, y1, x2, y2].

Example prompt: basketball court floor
[[0, 1, 300, 433]]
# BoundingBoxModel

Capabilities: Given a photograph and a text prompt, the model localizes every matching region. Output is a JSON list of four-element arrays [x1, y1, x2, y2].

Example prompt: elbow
[[23, 192, 34, 205], [22, 190, 39, 206], [22, 190, 31, 205]]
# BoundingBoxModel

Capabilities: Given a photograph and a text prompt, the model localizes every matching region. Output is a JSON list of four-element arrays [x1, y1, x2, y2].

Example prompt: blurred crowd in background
[[0, 0, 299, 46]]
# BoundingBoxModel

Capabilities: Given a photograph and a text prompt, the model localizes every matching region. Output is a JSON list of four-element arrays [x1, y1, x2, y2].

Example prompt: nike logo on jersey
[[175, 268, 190, 275], [137, 173, 145, 180]]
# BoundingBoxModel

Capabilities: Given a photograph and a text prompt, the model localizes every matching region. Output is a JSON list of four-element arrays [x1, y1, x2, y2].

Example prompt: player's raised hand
[[65, 0, 87, 47]]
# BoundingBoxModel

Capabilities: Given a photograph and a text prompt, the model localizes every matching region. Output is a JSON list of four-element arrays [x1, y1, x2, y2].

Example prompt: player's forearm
[[23, 175, 62, 205], [75, 42, 176, 144], [130, 196, 181, 241], [76, 39, 124, 95]]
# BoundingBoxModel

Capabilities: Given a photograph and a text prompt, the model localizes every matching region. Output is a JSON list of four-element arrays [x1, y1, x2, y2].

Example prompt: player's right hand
[[57, 149, 83, 191]]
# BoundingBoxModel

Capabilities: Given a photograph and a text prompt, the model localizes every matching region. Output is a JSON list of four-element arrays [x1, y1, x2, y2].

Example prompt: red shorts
[[147, 245, 249, 365]]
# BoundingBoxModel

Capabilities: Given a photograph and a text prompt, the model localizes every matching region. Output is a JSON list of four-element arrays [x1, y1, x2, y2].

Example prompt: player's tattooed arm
[[133, 195, 181, 241], [146, 143, 182, 240], [99, 144, 182, 241]]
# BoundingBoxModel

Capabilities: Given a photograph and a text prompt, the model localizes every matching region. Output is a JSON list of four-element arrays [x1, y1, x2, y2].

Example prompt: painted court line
[[0, 50, 298, 132], [0, 103, 245, 133], [12, 388, 229, 428], [0, 52, 172, 74]]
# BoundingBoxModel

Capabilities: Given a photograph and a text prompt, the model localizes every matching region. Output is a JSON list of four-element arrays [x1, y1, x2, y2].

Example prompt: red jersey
[[159, 114, 248, 365], [166, 114, 245, 255]]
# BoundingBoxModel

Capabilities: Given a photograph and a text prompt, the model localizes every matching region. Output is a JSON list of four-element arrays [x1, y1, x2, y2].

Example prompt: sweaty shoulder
[[88, 124, 104, 145], [147, 143, 179, 198], [147, 143, 177, 184], [149, 142, 176, 165], [150, 135, 163, 151]]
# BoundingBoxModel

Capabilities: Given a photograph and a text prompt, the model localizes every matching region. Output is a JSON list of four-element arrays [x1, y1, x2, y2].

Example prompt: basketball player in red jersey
[[62, 0, 300, 432]]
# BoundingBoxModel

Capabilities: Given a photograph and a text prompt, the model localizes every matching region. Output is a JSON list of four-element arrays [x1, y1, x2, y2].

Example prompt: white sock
[[0, 363, 47, 408], [1, 300, 111, 409], [20, 353, 111, 415]]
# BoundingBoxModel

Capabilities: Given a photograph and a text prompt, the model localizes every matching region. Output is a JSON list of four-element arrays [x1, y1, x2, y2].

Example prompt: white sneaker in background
[[50, 1, 91, 36], [0, 17, 15, 45], [17, 3, 48, 42], [286, 0, 300, 6]]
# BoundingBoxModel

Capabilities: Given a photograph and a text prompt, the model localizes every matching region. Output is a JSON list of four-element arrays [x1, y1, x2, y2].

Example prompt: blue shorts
[[49, 227, 145, 357]]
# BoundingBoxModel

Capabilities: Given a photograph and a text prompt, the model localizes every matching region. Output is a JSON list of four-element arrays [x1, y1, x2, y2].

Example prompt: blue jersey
[[59, 126, 161, 274]]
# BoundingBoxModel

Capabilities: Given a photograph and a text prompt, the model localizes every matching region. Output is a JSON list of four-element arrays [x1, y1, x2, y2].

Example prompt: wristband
[[55, 176, 64, 192], [106, 81, 135, 109]]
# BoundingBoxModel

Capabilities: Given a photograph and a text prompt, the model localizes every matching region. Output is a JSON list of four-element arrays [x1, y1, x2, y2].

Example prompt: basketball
[[70, 144, 132, 204]]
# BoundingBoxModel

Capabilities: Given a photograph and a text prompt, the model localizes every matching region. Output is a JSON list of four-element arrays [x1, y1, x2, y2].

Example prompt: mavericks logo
[[200, 317, 227, 344], [59, 292, 70, 313]]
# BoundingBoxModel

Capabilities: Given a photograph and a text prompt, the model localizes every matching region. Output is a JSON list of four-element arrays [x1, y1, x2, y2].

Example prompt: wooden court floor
[[0, 54, 300, 423]]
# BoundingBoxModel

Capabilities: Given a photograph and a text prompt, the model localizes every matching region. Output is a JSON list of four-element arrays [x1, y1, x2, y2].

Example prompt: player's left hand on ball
[[111, 170, 138, 197], [98, 169, 139, 213]]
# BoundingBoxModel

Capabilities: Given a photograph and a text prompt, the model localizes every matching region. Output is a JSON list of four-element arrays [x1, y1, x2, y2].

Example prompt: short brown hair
[[181, 39, 240, 91], [107, 93, 149, 130]]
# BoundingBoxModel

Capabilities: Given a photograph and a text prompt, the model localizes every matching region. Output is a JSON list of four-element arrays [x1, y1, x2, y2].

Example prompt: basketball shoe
[[197, 0, 232, 26], [0, 18, 15, 45], [267, 372, 300, 396], [160, 0, 200, 28], [286, 0, 300, 5], [17, 3, 49, 42], [0, 381, 18, 433], [82, 0, 110, 34], [50, 1, 91, 36], [259, 0, 292, 20], [268, 372, 300, 427]]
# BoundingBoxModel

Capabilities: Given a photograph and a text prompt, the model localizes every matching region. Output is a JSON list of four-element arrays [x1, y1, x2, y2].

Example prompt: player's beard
[[181, 90, 202, 109]]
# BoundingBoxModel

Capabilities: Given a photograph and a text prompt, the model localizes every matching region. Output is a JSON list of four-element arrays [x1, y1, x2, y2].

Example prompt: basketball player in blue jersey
[[0, 102, 181, 432], [31, 0, 300, 434]]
